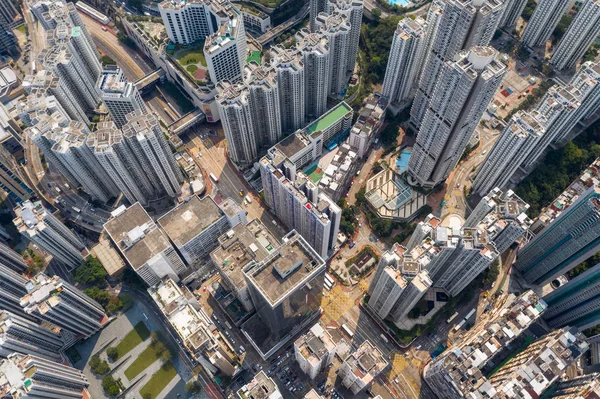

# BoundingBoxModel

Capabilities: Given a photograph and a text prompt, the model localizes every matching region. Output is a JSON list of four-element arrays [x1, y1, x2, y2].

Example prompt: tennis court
[[305, 163, 325, 183]]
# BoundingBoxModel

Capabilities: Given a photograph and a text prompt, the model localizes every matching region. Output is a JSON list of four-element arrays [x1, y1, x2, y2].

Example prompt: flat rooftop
[[305, 102, 352, 135], [103, 203, 171, 270], [245, 233, 324, 305], [237, 371, 280, 399], [274, 132, 310, 159], [211, 219, 279, 291], [157, 196, 223, 248]]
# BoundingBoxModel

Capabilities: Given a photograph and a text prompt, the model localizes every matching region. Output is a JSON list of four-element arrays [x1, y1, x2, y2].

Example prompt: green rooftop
[[305, 102, 352, 134], [247, 51, 261, 65]]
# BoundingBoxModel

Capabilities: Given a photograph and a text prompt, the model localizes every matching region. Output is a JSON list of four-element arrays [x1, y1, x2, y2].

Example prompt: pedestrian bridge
[[168, 108, 205, 136], [134, 69, 166, 94]]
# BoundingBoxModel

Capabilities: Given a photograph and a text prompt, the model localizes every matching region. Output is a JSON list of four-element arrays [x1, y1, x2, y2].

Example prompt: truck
[[209, 173, 219, 183], [341, 324, 354, 338], [245, 194, 252, 204], [72, 207, 81, 213], [446, 312, 459, 324], [54, 187, 61, 193], [224, 321, 232, 330]]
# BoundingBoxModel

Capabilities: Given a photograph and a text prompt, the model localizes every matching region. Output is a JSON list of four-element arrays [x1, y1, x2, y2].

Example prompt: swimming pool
[[387, 0, 410, 6], [395, 150, 412, 174]]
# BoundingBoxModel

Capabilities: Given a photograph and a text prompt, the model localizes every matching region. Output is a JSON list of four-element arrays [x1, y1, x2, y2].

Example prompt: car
[[90, 208, 95, 212], [349, 242, 356, 249], [456, 184, 460, 189], [66, 210, 71, 214], [231, 339, 236, 344], [47, 183, 51, 188], [101, 26, 108, 31], [212, 314, 219, 321], [224, 331, 230, 337], [394, 377, 399, 384], [239, 190, 244, 197], [239, 345, 245, 352], [88, 222, 94, 226], [270, 358, 277, 364]]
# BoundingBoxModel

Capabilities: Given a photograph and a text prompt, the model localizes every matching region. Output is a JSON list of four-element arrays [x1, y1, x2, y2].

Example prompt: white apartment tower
[[21, 274, 107, 338], [410, 0, 505, 130], [0, 263, 30, 318], [472, 111, 545, 196], [338, 341, 388, 394], [86, 122, 153, 206], [217, 82, 259, 166], [96, 66, 147, 128], [271, 46, 305, 133], [0, 242, 27, 273], [204, 13, 248, 83], [315, 12, 351, 97], [327, 0, 362, 75], [499, 0, 528, 28], [382, 17, 428, 107], [27, 117, 120, 202], [408, 47, 506, 188], [0, 353, 89, 399], [0, 311, 67, 362], [550, 0, 600, 70], [294, 323, 337, 379], [296, 29, 330, 122], [245, 62, 283, 148], [13, 200, 86, 270], [121, 110, 184, 198], [521, 0, 571, 47], [310, 0, 328, 31]]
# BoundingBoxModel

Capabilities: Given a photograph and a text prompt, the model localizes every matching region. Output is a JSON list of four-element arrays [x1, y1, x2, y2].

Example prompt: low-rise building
[[236, 371, 283, 399], [148, 277, 239, 375], [338, 340, 388, 394], [240, 6, 271, 33], [211, 219, 280, 312], [348, 93, 388, 158], [158, 196, 245, 266], [294, 323, 337, 379], [103, 203, 187, 286]]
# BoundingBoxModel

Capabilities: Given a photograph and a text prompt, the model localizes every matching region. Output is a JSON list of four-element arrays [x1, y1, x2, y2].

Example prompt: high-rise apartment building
[[410, 0, 505, 130], [521, 0, 571, 47], [0, 0, 17, 54], [542, 261, 600, 330], [472, 111, 545, 196], [244, 62, 282, 147], [0, 144, 33, 203], [294, 323, 337, 379], [13, 200, 86, 270], [158, 195, 245, 265], [96, 66, 147, 128], [0, 353, 89, 398], [548, 373, 600, 398], [86, 122, 152, 206], [550, 0, 600, 70], [382, 17, 428, 107], [242, 230, 326, 359], [21, 274, 108, 338], [260, 153, 341, 260], [327, 0, 362, 75], [0, 242, 27, 273], [296, 29, 330, 122], [315, 12, 351, 97], [27, 117, 120, 202], [499, 0, 528, 29], [159, 0, 248, 83], [121, 110, 183, 198], [338, 340, 388, 394], [22, 70, 87, 124], [0, 310, 66, 362], [0, 263, 29, 317], [408, 47, 506, 188], [103, 203, 188, 286], [271, 46, 305, 133], [516, 185, 600, 285], [367, 244, 432, 325], [423, 290, 549, 398], [236, 371, 283, 399]]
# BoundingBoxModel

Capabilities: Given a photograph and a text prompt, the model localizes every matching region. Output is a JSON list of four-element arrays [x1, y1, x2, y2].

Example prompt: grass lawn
[[186, 64, 198, 73], [139, 362, 177, 399], [124, 342, 164, 380], [246, 51, 261, 65], [175, 46, 206, 67], [113, 322, 150, 361], [15, 24, 26, 34]]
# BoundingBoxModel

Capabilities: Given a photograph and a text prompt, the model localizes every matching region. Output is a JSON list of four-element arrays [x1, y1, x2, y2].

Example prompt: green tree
[[102, 375, 120, 396], [186, 380, 202, 394], [74, 257, 107, 287], [522, 0, 536, 20], [371, 8, 381, 21], [552, 15, 573, 42], [90, 355, 110, 375], [106, 347, 118, 361], [84, 287, 111, 308]]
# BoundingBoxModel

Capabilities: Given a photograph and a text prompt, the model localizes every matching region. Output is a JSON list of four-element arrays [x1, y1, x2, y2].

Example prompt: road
[[440, 125, 502, 220], [78, 12, 151, 81], [347, 145, 384, 206]]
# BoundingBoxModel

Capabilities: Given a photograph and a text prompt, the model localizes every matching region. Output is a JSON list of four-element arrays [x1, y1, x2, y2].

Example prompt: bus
[[446, 312, 459, 324], [209, 173, 219, 183], [75, 1, 111, 24], [224, 321, 232, 330], [380, 333, 389, 343], [72, 206, 81, 213], [454, 319, 466, 332], [464, 308, 477, 320], [324, 273, 334, 285], [341, 324, 354, 338]]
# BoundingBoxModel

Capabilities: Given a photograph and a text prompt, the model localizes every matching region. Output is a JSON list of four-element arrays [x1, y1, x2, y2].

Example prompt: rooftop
[[103, 203, 171, 270], [244, 232, 324, 306], [211, 219, 279, 291], [305, 102, 352, 135], [157, 196, 224, 248], [343, 340, 387, 383], [237, 371, 282, 399], [295, 323, 336, 365]]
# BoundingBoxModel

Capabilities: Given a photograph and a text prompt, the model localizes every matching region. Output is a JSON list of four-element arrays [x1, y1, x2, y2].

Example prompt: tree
[[552, 15, 573, 42], [84, 287, 111, 307], [522, 0, 536, 20], [186, 380, 202, 394], [127, 0, 143, 11], [101, 55, 116, 66], [89, 355, 110, 375], [102, 375, 120, 396], [74, 257, 107, 287], [371, 8, 381, 21], [106, 347, 118, 361]]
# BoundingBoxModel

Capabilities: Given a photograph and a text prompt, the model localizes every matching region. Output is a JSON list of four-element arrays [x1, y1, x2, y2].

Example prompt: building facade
[[521, 0, 571, 47], [338, 340, 388, 394], [294, 323, 337, 379], [96, 66, 147, 128]]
